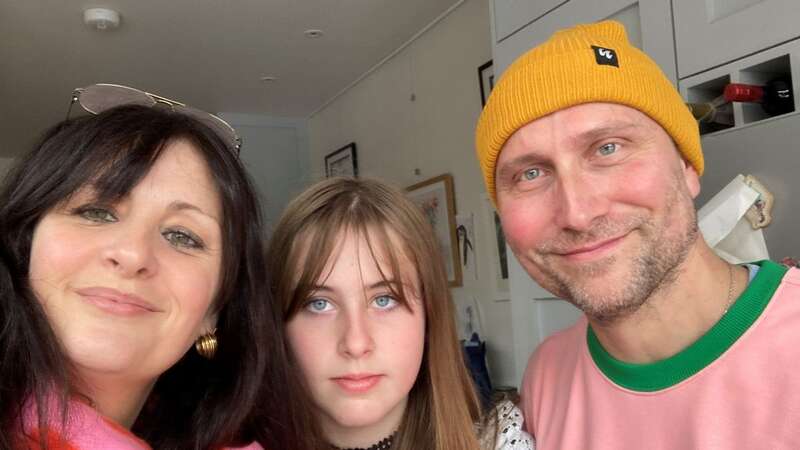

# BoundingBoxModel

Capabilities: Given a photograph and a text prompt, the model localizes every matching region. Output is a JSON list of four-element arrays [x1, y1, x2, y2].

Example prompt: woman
[[0, 103, 305, 449], [266, 177, 533, 450]]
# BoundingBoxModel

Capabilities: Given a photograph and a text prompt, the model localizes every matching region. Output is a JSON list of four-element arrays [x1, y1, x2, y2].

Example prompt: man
[[475, 20, 800, 449]]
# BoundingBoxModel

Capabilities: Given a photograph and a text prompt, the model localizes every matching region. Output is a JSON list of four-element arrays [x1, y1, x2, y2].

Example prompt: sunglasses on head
[[68, 83, 242, 154]]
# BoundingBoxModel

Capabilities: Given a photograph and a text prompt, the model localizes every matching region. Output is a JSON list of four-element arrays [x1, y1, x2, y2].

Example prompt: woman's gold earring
[[195, 328, 218, 359]]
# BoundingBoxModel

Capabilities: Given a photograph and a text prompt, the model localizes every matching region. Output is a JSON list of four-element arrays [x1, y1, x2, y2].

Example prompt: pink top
[[22, 397, 263, 450], [23, 398, 149, 450], [520, 261, 800, 449]]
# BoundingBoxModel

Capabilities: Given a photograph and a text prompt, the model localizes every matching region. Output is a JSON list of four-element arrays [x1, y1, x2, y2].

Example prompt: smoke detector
[[84, 8, 121, 31]]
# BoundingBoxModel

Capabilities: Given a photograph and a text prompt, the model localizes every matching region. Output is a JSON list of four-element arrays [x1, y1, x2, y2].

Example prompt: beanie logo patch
[[591, 46, 619, 67]]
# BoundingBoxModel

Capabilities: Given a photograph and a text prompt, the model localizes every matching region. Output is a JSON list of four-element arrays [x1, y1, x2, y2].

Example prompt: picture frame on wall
[[325, 142, 358, 177], [482, 194, 509, 301], [406, 174, 463, 287], [478, 59, 494, 107]]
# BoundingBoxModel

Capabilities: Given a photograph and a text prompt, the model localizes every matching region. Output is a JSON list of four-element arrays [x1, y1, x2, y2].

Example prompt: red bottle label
[[724, 83, 764, 103]]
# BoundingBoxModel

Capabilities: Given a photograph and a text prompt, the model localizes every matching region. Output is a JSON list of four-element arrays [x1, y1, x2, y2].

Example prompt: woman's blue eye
[[373, 295, 398, 309], [77, 206, 117, 223], [522, 168, 541, 181], [307, 299, 332, 313], [599, 142, 617, 156]]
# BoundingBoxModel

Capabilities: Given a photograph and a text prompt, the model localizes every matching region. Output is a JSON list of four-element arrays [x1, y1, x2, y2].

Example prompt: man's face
[[495, 103, 701, 321]]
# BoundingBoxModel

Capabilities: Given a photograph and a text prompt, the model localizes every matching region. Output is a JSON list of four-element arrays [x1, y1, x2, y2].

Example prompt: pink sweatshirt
[[520, 261, 800, 449], [22, 397, 264, 450], [23, 398, 150, 450]]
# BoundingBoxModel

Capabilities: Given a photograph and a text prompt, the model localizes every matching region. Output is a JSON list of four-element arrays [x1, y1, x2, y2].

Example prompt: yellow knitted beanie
[[475, 20, 702, 201]]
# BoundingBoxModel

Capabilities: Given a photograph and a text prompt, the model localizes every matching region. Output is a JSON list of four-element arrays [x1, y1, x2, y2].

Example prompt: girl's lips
[[76, 286, 160, 316], [332, 374, 384, 393]]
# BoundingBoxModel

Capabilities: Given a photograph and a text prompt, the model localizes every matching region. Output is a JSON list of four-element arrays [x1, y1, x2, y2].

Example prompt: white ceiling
[[0, 0, 459, 157]]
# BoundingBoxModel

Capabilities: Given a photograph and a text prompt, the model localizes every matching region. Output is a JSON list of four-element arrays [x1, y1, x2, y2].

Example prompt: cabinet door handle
[[532, 296, 561, 301]]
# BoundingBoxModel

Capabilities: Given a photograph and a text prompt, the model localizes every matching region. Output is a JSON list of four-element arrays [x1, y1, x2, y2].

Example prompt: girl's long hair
[[0, 105, 307, 449], [266, 177, 483, 450]]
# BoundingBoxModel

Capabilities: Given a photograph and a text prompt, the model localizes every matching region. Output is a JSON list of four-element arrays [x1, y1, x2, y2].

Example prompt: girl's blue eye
[[373, 295, 398, 309], [522, 168, 541, 181], [599, 142, 617, 156], [307, 299, 332, 313]]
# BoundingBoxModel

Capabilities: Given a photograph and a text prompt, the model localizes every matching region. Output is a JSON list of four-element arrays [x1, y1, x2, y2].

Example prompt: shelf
[[686, 75, 734, 135], [680, 37, 799, 136]]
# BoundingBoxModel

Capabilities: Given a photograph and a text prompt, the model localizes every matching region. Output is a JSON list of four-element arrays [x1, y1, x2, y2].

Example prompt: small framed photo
[[478, 60, 494, 107], [325, 142, 358, 178], [482, 194, 509, 301], [406, 174, 462, 287]]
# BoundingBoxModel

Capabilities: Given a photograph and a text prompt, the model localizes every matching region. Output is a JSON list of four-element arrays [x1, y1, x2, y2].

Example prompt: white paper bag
[[698, 174, 770, 264]]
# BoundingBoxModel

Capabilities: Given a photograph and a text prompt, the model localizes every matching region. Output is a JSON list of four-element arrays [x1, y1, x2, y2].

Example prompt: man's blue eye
[[522, 168, 540, 181], [599, 143, 617, 156]]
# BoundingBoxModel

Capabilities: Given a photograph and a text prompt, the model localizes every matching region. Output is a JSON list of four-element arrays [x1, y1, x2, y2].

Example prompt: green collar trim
[[587, 260, 788, 392]]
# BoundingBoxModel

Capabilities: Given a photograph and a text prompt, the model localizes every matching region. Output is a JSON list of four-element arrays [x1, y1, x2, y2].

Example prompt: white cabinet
[[493, 0, 569, 43], [494, 0, 676, 83], [680, 37, 800, 263], [673, 0, 800, 79]]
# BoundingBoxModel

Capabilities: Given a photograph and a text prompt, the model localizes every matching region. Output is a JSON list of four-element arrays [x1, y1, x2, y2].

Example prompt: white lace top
[[480, 400, 535, 450]]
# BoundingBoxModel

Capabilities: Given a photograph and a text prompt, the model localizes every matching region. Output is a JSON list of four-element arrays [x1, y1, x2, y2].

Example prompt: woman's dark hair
[[0, 105, 307, 449]]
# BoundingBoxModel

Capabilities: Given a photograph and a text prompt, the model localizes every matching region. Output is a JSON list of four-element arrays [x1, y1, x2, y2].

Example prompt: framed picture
[[325, 142, 358, 177], [406, 174, 462, 287], [478, 59, 494, 107], [482, 194, 509, 301]]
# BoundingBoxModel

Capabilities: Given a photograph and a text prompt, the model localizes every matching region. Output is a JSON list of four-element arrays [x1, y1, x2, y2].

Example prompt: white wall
[[219, 113, 311, 231], [307, 0, 517, 387]]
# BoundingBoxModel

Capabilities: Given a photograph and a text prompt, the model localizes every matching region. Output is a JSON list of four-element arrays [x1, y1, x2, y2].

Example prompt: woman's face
[[29, 139, 222, 385], [286, 229, 426, 447]]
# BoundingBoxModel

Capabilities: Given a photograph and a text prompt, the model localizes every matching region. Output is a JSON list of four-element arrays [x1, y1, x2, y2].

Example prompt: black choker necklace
[[332, 432, 395, 450]]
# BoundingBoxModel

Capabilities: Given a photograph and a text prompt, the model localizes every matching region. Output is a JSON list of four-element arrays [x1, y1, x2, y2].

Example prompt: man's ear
[[682, 159, 701, 199]]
